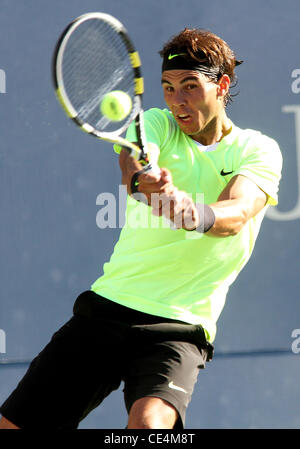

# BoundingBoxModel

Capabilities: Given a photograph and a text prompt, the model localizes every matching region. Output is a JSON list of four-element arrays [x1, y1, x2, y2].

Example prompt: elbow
[[229, 224, 244, 236], [211, 227, 242, 237], [208, 225, 241, 237], [229, 213, 248, 236]]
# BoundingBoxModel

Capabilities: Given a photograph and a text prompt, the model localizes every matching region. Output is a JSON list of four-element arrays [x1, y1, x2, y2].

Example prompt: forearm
[[119, 148, 144, 195], [206, 198, 258, 237], [203, 175, 268, 237]]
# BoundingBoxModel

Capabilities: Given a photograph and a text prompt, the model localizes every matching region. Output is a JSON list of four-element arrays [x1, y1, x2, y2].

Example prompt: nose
[[171, 90, 187, 108]]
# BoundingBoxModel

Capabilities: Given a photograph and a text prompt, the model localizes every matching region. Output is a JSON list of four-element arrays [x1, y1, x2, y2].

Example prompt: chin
[[177, 122, 201, 136]]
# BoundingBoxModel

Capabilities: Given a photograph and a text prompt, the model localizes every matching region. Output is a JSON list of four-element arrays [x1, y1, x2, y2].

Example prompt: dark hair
[[159, 28, 242, 106]]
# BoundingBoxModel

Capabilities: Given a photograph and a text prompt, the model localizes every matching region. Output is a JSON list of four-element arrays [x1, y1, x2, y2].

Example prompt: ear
[[216, 74, 230, 99]]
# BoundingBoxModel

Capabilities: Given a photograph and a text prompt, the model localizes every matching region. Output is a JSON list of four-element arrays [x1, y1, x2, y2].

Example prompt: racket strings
[[61, 18, 136, 133]]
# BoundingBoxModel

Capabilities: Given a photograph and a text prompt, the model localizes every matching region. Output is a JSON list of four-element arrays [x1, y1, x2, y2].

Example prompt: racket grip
[[142, 162, 161, 176], [130, 162, 160, 195]]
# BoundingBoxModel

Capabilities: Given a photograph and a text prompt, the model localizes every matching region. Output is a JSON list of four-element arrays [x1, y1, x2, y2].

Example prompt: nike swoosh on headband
[[168, 53, 186, 60]]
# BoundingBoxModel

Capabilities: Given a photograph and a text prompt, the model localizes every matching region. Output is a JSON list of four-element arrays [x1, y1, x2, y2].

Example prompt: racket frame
[[52, 12, 149, 163]]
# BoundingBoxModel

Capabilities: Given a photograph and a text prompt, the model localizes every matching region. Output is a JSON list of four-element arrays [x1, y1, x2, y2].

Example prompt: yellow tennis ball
[[100, 90, 132, 121]]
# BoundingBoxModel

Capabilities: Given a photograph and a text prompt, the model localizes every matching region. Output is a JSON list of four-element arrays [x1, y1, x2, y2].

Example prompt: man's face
[[161, 69, 226, 140]]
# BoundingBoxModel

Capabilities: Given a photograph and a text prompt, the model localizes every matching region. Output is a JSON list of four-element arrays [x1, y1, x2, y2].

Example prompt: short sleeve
[[113, 108, 169, 159], [233, 134, 283, 206]]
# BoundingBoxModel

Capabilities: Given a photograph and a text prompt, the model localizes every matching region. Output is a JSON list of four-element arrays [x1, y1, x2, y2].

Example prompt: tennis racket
[[52, 12, 156, 171]]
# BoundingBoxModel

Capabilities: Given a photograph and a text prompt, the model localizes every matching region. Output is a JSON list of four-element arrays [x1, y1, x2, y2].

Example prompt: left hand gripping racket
[[52, 12, 155, 170]]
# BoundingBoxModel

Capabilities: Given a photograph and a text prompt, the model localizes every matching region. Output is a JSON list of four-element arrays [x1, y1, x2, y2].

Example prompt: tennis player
[[0, 28, 282, 429]]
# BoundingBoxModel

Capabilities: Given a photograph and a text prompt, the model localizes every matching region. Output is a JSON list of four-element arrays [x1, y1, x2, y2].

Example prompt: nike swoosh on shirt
[[220, 169, 234, 176], [168, 381, 188, 394]]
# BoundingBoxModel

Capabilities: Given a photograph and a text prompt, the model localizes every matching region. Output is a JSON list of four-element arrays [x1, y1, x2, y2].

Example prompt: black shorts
[[0, 291, 214, 429]]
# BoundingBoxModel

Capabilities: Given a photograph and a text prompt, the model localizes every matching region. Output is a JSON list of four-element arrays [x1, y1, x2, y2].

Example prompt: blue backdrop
[[0, 0, 299, 429]]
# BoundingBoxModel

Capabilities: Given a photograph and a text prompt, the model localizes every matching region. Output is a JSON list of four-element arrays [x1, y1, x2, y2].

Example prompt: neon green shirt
[[91, 108, 282, 342]]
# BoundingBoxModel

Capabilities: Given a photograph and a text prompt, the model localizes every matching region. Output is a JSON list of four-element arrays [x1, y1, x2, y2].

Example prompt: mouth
[[176, 113, 193, 124]]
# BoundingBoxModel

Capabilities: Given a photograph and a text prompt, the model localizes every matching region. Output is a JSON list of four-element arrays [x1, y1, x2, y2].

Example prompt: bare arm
[[149, 172, 268, 235], [119, 148, 146, 195], [207, 175, 268, 237]]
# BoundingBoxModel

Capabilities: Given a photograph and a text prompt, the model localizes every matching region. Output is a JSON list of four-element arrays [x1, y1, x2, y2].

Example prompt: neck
[[191, 110, 232, 146]]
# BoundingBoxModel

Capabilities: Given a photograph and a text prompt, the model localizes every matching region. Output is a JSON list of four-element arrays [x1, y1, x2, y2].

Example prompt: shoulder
[[144, 107, 174, 127], [143, 108, 181, 148], [234, 125, 281, 151], [229, 125, 283, 206], [231, 125, 282, 163]]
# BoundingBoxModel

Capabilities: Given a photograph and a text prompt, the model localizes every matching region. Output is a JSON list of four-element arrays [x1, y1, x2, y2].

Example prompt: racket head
[[52, 12, 146, 159]]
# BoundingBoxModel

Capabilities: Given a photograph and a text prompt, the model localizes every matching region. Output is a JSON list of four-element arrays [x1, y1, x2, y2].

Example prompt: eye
[[185, 83, 198, 90], [163, 85, 174, 93]]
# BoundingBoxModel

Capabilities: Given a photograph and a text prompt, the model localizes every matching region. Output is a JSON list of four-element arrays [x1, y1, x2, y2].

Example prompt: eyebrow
[[161, 76, 200, 85]]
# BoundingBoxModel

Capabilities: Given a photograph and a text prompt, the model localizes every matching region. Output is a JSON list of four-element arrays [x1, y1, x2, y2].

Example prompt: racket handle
[[130, 162, 161, 195], [141, 162, 161, 176], [139, 143, 161, 176]]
